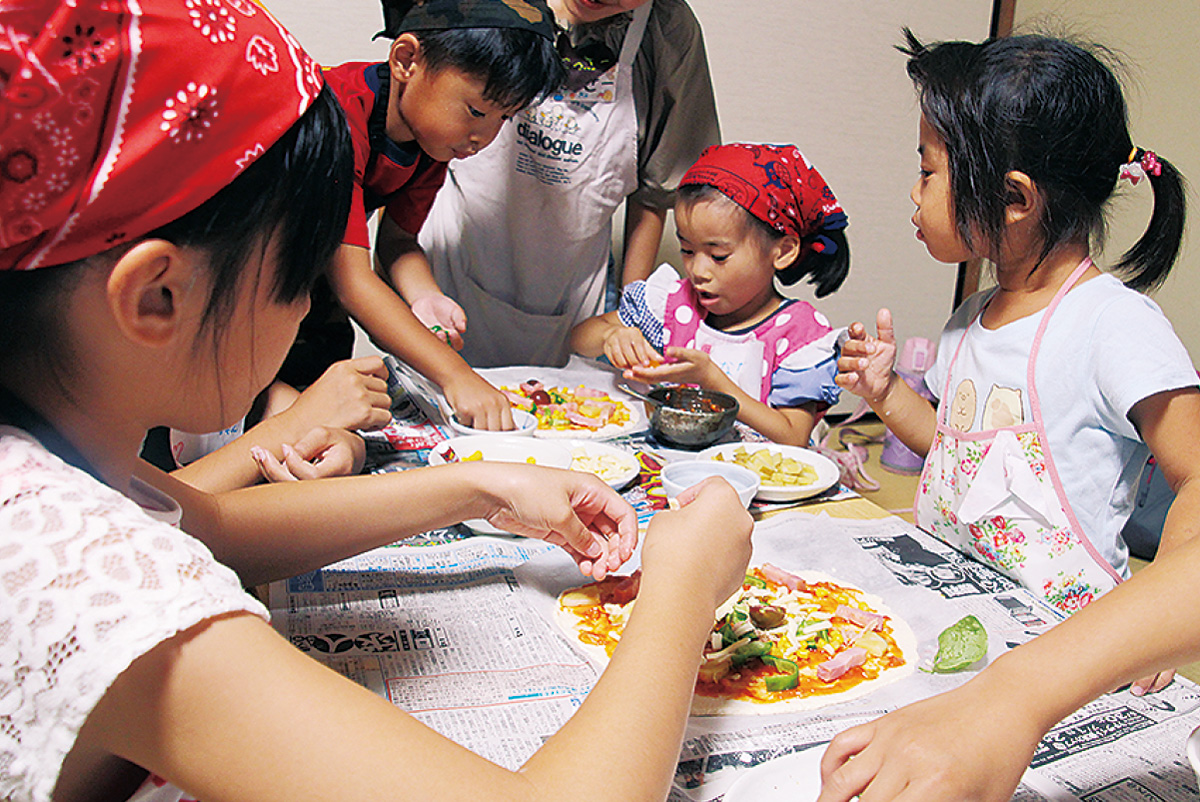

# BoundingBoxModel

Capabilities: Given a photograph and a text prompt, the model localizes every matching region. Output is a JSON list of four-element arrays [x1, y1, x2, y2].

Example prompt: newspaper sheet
[[268, 511, 1200, 801]]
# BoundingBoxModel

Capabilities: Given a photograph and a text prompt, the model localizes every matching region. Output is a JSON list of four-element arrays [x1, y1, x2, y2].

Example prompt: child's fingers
[[875, 308, 896, 345], [350, 355, 389, 379], [251, 446, 298, 483]]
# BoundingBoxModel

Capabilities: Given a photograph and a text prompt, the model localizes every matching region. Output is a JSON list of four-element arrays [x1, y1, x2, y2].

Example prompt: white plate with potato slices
[[697, 443, 840, 502], [565, 440, 641, 490]]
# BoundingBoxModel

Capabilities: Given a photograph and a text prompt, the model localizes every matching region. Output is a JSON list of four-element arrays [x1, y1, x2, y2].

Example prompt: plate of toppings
[[556, 564, 915, 716], [499, 378, 644, 440], [697, 443, 839, 502], [429, 435, 572, 534], [447, 408, 538, 437], [566, 440, 640, 490]]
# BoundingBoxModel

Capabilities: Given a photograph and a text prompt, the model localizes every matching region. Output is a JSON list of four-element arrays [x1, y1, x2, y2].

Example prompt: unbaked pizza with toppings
[[556, 564, 915, 714], [501, 379, 642, 439]]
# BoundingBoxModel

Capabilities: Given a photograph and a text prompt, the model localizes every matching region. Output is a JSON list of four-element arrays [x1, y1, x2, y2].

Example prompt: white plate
[[447, 408, 538, 437], [428, 436, 573, 534], [723, 747, 825, 802], [697, 443, 840, 502], [565, 440, 640, 490]]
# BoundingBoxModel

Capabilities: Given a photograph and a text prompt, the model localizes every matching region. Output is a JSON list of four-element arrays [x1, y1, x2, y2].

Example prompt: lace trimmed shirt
[[0, 427, 268, 802]]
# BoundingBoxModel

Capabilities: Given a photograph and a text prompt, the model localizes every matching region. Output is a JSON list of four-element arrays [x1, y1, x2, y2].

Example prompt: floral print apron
[[914, 258, 1122, 613]]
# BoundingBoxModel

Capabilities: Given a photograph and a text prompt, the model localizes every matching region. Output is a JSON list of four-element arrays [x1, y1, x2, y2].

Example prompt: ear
[[105, 240, 201, 348], [1003, 170, 1040, 225], [389, 33, 422, 84], [771, 235, 803, 272]]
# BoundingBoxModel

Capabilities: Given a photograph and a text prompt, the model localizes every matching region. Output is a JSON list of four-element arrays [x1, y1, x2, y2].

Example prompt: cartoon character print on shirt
[[981, 386, 1024, 429], [947, 379, 977, 432]]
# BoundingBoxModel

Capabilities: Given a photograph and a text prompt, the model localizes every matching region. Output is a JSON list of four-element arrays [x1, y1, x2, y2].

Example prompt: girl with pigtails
[[835, 29, 1199, 693]]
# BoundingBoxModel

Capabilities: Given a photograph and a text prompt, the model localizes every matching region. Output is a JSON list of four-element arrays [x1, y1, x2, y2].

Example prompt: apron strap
[[1026, 257, 1093, 420]]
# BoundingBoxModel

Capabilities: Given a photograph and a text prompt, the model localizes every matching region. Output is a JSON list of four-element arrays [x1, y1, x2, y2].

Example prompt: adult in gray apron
[[418, 4, 652, 367]]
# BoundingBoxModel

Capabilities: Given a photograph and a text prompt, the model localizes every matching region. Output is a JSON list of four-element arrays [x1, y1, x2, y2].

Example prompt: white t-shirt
[[924, 273, 1197, 577], [0, 427, 268, 802]]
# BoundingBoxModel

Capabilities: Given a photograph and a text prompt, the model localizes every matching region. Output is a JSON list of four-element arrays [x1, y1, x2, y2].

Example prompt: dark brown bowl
[[647, 386, 739, 450]]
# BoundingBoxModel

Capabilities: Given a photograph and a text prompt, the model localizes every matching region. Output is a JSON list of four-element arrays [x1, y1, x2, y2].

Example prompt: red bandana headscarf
[[679, 143, 848, 256], [0, 0, 324, 272]]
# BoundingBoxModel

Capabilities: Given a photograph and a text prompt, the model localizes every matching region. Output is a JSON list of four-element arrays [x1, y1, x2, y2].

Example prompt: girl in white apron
[[836, 31, 1198, 637], [415, 0, 719, 367]]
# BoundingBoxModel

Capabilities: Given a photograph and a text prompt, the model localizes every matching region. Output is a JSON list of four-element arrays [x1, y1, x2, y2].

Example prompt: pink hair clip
[[1120, 148, 1162, 186]]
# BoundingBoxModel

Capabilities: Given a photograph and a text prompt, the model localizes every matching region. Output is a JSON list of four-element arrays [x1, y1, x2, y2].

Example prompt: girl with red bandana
[[0, 3, 752, 801], [571, 143, 851, 447]]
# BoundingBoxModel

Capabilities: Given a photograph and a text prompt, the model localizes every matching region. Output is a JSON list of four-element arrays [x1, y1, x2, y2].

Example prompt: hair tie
[[1120, 147, 1162, 186]]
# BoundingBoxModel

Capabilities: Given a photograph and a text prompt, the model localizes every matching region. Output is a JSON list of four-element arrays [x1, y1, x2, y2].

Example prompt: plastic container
[[881, 337, 936, 474]]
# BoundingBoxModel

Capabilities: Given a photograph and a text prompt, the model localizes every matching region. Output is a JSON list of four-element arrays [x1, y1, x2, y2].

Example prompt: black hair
[[675, 183, 850, 298], [414, 28, 564, 109], [901, 28, 1186, 291], [0, 85, 353, 369]]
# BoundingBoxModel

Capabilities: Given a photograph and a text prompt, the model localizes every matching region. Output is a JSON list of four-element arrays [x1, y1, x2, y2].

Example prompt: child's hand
[[835, 308, 899, 405], [623, 346, 719, 388], [251, 427, 366, 482], [443, 372, 516, 431], [289, 356, 393, 432], [1131, 669, 1175, 696], [411, 295, 468, 351], [602, 325, 662, 370], [816, 679, 1040, 802], [640, 477, 753, 611], [481, 465, 639, 580]]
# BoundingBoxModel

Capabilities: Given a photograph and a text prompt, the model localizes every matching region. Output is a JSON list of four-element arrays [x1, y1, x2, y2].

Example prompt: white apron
[[419, 3, 651, 367], [914, 258, 1122, 614]]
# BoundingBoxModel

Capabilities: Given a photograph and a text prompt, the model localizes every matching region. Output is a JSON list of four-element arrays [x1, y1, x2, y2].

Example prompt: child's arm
[[836, 308, 937, 454], [80, 480, 752, 802], [623, 346, 820, 446], [621, 201, 668, 287], [817, 529, 1200, 802], [1126, 386, 1200, 693], [138, 458, 641, 588], [170, 357, 392, 493], [375, 215, 467, 350], [326, 242, 514, 430], [570, 311, 662, 369]]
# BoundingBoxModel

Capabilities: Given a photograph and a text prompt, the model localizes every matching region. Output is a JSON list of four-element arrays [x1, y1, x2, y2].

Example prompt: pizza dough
[[555, 567, 916, 716]]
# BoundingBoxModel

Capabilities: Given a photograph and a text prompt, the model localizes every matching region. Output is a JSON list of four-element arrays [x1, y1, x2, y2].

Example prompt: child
[[835, 30, 1199, 686], [286, 0, 567, 430], [571, 143, 850, 447], [0, 4, 755, 802], [407, 0, 720, 367]]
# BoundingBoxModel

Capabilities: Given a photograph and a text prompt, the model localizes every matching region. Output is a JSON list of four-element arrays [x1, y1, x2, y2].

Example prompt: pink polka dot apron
[[661, 281, 828, 404], [914, 258, 1121, 613]]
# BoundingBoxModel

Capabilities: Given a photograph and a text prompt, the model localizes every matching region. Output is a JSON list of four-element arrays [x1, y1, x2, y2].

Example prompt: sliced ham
[[502, 389, 535, 410], [566, 409, 604, 428], [574, 385, 608, 398], [760, 563, 808, 592], [817, 647, 867, 682], [519, 380, 545, 395], [605, 570, 642, 605], [834, 605, 886, 631]]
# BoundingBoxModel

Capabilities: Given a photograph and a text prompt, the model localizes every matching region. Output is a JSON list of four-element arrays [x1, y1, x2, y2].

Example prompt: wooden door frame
[[953, 0, 1016, 307]]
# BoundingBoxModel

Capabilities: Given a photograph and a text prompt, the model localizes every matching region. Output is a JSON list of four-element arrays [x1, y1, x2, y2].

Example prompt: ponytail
[[1115, 149, 1188, 292]]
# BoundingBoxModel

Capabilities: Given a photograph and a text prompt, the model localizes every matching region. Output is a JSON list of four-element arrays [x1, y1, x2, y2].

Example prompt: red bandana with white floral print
[[0, 0, 324, 271]]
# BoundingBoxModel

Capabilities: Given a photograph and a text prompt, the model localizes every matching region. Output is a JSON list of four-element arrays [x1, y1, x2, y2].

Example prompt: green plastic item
[[931, 615, 988, 672]]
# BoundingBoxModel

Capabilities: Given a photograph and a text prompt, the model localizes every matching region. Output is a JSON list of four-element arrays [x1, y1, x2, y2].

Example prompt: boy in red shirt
[[283, 0, 564, 429]]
